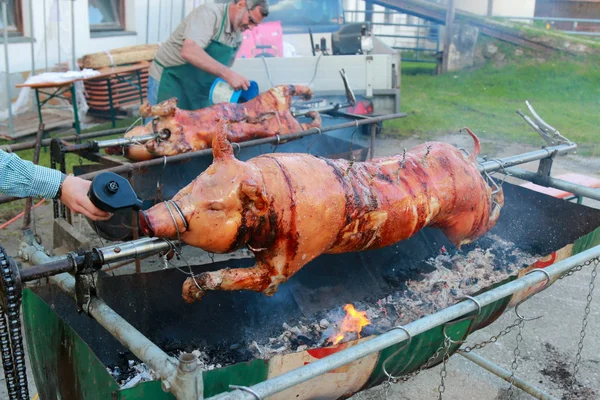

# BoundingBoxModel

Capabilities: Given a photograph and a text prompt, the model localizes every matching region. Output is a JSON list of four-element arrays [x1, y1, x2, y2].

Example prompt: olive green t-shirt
[[149, 3, 242, 82]]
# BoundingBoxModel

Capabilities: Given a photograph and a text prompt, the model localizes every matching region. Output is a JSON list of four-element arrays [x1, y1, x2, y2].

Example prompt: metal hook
[[306, 127, 322, 154], [442, 295, 483, 345], [272, 134, 281, 153], [514, 269, 552, 322], [381, 326, 412, 382], [229, 385, 262, 400], [459, 295, 482, 317]]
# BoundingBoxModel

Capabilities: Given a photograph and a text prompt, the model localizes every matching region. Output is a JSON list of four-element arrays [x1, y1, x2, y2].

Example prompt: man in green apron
[[147, 0, 269, 112]]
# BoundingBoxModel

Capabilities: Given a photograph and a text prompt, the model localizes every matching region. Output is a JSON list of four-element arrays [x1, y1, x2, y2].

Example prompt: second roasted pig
[[105, 84, 321, 161], [139, 122, 504, 303]]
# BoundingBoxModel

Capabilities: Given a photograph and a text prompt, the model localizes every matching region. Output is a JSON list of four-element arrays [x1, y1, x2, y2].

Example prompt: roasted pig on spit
[[105, 84, 322, 161], [139, 122, 504, 303]]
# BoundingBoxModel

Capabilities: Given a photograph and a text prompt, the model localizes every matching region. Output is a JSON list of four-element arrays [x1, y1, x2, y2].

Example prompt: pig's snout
[[139, 210, 154, 237], [137, 202, 187, 239]]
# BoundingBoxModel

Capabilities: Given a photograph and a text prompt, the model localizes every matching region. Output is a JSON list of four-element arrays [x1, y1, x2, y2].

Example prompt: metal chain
[[506, 318, 525, 399], [438, 335, 452, 400], [559, 257, 598, 280], [571, 257, 598, 389], [0, 247, 29, 399], [458, 318, 521, 353]]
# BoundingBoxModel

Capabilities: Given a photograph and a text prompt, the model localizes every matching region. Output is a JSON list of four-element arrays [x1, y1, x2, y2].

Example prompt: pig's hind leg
[[181, 263, 281, 303]]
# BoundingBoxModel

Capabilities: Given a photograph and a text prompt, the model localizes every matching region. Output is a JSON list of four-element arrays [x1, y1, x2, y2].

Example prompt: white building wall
[[492, 0, 536, 18], [454, 0, 536, 18], [0, 0, 218, 76]]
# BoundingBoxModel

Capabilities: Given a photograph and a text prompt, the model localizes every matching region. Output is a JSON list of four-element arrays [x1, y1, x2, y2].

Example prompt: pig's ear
[[212, 118, 235, 161], [240, 180, 268, 216]]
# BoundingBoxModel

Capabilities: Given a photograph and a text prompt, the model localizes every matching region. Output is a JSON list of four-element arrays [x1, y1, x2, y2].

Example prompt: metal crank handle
[[87, 172, 143, 213]]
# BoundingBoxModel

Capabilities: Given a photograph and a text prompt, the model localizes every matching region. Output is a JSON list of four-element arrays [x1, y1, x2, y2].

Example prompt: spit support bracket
[[74, 249, 104, 316], [535, 149, 558, 186], [517, 101, 573, 147]]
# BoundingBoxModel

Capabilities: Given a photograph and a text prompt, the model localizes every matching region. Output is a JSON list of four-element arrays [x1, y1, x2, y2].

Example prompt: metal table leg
[[107, 78, 116, 128], [136, 70, 144, 104], [69, 84, 81, 135]]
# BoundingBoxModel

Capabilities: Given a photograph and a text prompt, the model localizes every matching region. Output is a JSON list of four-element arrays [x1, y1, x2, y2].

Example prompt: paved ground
[[0, 133, 599, 399]]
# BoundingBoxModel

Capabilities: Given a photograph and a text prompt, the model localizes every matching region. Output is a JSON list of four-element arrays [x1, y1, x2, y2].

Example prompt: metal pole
[[29, 0, 35, 75], [216, 244, 600, 400], [2, 0, 14, 138], [0, 126, 129, 152], [169, 0, 174, 34], [477, 143, 577, 173], [370, 123, 376, 159], [145, 0, 151, 44], [487, 0, 494, 17], [181, 0, 186, 22], [158, 0, 163, 43], [22, 123, 45, 231], [43, 0, 48, 71], [71, 0, 76, 70], [441, 0, 455, 74], [459, 352, 558, 400], [503, 167, 600, 202], [57, 0, 61, 70]]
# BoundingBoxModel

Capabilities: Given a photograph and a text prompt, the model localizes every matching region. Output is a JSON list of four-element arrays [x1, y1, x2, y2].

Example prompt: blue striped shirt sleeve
[[0, 149, 65, 199]]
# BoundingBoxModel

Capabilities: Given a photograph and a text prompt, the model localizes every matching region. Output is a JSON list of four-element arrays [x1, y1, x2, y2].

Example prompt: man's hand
[[60, 176, 112, 221], [223, 70, 250, 91]]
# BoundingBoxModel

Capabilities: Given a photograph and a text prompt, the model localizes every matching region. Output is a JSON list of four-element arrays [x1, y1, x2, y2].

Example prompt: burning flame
[[329, 304, 371, 346]]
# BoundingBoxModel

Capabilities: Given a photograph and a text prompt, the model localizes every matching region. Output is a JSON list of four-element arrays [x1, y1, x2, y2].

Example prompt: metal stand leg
[[70, 84, 81, 135], [107, 78, 116, 128], [34, 89, 49, 153], [136, 70, 144, 104]]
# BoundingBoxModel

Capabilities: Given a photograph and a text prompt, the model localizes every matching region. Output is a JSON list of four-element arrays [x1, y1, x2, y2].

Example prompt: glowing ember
[[329, 304, 371, 345]]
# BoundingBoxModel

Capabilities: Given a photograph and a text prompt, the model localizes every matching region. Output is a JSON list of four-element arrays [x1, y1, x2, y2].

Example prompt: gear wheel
[[0, 246, 29, 399]]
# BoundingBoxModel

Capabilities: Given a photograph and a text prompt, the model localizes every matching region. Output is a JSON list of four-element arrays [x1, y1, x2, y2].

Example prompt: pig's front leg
[[181, 262, 283, 303]]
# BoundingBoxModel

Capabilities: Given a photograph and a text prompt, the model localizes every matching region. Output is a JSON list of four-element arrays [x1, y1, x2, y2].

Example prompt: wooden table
[[16, 63, 148, 135]]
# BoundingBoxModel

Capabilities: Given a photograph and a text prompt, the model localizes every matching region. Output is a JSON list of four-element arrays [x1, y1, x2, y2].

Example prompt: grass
[[0, 117, 137, 221], [388, 58, 600, 157]]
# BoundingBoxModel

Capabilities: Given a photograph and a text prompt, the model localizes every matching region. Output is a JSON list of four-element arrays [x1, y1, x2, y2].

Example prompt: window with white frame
[[0, 0, 23, 36], [89, 0, 125, 32]]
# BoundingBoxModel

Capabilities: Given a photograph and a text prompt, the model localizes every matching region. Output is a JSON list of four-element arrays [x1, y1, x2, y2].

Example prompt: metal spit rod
[[0, 126, 129, 153], [92, 133, 159, 150], [0, 113, 406, 206], [18, 237, 177, 282], [477, 143, 577, 173], [215, 244, 600, 400], [99, 237, 177, 264], [69, 113, 408, 182]]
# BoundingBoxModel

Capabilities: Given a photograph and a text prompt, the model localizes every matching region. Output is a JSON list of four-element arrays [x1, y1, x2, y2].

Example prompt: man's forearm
[[0, 150, 64, 199], [181, 40, 232, 80]]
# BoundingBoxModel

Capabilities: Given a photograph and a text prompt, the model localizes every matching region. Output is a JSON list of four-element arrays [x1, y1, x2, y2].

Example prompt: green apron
[[155, 11, 239, 110]]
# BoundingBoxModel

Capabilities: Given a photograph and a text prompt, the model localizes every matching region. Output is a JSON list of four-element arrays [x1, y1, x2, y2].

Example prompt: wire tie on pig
[[229, 385, 263, 400], [168, 200, 189, 231], [514, 268, 552, 322], [306, 128, 322, 154], [164, 201, 182, 245], [163, 239, 204, 291], [421, 143, 431, 165], [381, 326, 412, 382]]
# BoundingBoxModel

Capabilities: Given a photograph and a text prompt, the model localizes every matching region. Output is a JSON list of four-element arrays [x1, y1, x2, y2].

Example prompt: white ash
[[107, 349, 221, 389], [247, 234, 538, 359]]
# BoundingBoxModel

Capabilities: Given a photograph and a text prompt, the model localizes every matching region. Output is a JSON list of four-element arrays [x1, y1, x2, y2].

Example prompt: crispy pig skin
[[139, 123, 503, 303], [105, 84, 321, 161]]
